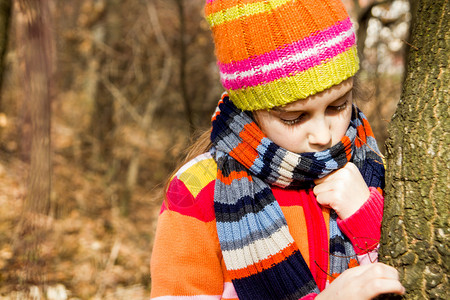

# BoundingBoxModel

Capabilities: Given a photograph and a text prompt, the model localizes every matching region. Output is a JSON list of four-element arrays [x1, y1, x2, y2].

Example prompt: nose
[[307, 117, 332, 149]]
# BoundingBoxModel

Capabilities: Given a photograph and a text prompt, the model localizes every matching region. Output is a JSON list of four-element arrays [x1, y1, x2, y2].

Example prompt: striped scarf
[[210, 95, 384, 300]]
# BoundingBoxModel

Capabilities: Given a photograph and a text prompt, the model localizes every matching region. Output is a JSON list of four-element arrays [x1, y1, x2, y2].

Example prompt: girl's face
[[253, 78, 353, 153]]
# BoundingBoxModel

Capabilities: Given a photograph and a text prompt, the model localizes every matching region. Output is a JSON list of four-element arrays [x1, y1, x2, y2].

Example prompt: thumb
[[314, 172, 333, 185], [313, 177, 324, 185], [314, 162, 351, 185], [314, 174, 329, 185]]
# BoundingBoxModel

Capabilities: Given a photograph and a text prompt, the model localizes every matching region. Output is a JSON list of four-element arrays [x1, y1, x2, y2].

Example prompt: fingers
[[359, 263, 405, 298], [313, 171, 335, 185], [314, 162, 356, 185], [339, 261, 396, 277], [362, 262, 399, 280], [312, 172, 339, 196], [317, 263, 405, 300], [314, 191, 334, 208], [312, 162, 370, 219], [365, 278, 406, 296]]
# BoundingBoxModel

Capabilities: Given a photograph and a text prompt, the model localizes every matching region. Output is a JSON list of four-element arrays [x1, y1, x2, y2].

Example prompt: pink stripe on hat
[[219, 18, 353, 75], [220, 33, 356, 90]]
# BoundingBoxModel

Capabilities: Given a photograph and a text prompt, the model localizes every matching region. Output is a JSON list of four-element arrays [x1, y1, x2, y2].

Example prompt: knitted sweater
[[150, 152, 383, 300]]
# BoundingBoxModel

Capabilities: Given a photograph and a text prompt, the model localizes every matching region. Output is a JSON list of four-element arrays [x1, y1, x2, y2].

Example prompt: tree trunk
[[0, 0, 12, 107], [379, 0, 449, 299], [176, 0, 195, 136], [15, 0, 53, 290], [89, 0, 120, 164]]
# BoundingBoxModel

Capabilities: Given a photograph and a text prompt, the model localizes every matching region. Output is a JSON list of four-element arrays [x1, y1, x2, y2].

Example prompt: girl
[[150, 0, 405, 299]]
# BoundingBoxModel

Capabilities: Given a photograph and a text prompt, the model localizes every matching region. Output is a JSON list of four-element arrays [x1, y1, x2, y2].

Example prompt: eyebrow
[[272, 89, 352, 113], [272, 106, 293, 113]]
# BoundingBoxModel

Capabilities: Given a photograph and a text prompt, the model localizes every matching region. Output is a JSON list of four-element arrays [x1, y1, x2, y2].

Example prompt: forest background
[[0, 0, 412, 299]]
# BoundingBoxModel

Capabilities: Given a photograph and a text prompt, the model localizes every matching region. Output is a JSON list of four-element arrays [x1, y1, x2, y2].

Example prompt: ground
[[0, 152, 161, 299]]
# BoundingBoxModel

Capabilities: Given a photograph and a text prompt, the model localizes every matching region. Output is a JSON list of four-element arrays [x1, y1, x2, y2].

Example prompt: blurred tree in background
[[13, 0, 53, 291], [0, 0, 11, 104], [0, 0, 414, 298]]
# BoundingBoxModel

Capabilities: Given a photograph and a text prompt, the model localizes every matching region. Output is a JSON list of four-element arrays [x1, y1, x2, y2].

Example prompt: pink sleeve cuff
[[299, 293, 318, 300], [337, 187, 384, 255]]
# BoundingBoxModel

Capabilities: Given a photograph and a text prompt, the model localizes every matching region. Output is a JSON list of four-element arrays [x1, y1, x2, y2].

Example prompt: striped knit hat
[[205, 0, 359, 111]]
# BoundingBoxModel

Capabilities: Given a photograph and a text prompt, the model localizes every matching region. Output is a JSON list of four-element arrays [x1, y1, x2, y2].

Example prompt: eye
[[328, 101, 348, 112], [327, 92, 351, 113], [278, 112, 306, 126]]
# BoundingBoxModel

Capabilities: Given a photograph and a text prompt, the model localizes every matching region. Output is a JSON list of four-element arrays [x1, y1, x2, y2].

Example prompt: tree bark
[[176, 0, 195, 136], [15, 0, 53, 289], [89, 0, 119, 163], [379, 0, 449, 299], [0, 0, 12, 107]]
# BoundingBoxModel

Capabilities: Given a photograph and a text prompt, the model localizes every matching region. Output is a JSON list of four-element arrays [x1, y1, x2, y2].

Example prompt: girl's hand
[[315, 263, 405, 300], [313, 162, 370, 219]]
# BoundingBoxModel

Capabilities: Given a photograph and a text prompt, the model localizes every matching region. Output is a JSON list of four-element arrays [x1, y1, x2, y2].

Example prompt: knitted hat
[[205, 0, 359, 111]]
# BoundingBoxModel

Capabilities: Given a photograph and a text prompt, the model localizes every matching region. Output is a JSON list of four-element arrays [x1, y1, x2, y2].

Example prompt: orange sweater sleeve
[[151, 153, 236, 299], [150, 208, 225, 298]]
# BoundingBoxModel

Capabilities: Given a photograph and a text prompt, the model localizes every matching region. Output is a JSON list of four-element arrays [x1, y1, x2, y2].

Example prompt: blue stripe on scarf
[[217, 222, 286, 251], [214, 177, 266, 205], [254, 141, 279, 182], [216, 202, 287, 243]]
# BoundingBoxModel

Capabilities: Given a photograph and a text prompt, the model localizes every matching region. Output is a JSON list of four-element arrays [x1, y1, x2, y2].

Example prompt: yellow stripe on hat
[[228, 46, 359, 111], [206, 0, 293, 27]]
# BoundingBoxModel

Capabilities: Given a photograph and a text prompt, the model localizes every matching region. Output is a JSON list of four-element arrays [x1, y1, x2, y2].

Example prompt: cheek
[[266, 127, 308, 153], [333, 109, 352, 140], [255, 115, 306, 151]]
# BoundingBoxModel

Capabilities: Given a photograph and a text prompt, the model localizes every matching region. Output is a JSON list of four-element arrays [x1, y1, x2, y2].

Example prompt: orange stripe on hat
[[210, 0, 349, 64]]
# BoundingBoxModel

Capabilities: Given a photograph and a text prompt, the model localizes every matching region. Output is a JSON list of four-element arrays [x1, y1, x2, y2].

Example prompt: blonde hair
[[182, 129, 213, 164]]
